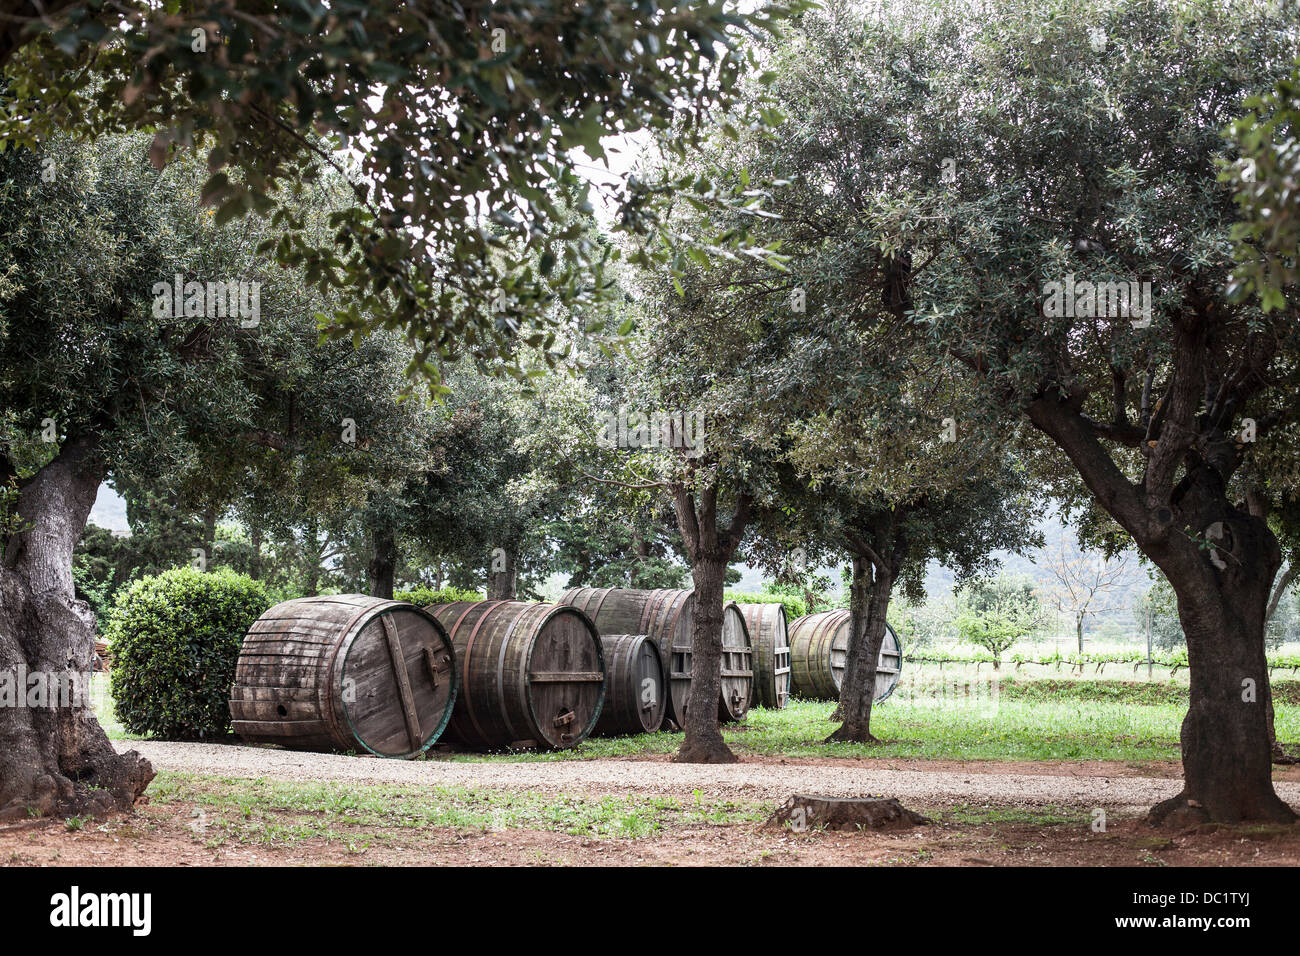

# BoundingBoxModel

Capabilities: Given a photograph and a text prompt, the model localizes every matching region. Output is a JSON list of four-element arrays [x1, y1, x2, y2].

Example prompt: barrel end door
[[527, 608, 606, 749], [719, 604, 753, 722], [874, 623, 903, 702], [338, 605, 456, 758]]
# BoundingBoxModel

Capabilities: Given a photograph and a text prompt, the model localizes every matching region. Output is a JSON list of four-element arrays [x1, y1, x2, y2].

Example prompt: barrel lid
[[524, 605, 606, 748], [334, 601, 456, 758]]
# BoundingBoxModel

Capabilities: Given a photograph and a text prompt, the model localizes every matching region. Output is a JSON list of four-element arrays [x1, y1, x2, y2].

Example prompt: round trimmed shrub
[[106, 567, 270, 740]]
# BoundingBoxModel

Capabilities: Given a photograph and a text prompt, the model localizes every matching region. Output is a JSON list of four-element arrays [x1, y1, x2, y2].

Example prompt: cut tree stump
[[768, 794, 931, 832]]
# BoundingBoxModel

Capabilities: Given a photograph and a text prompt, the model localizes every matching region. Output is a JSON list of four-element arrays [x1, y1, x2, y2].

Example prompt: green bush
[[725, 590, 807, 624], [394, 585, 485, 608], [106, 567, 271, 740]]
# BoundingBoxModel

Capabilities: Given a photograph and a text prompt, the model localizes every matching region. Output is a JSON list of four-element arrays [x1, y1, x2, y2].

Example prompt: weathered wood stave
[[666, 603, 751, 724], [427, 601, 605, 750], [560, 587, 694, 725], [737, 602, 792, 709], [788, 609, 903, 702], [592, 633, 666, 736], [230, 595, 457, 758], [559, 588, 753, 725]]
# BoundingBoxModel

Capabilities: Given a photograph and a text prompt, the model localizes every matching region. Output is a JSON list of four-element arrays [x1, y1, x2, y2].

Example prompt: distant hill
[[726, 513, 1153, 637]]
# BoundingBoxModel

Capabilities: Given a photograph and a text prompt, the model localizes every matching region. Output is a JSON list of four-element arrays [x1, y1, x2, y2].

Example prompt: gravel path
[[127, 741, 1300, 811]]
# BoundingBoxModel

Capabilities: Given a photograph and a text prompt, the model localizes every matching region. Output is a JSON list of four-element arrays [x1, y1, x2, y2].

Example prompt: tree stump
[[768, 794, 931, 832]]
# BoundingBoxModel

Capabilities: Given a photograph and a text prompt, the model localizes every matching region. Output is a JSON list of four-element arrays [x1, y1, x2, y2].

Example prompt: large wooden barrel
[[593, 634, 666, 736], [559, 587, 693, 724], [737, 602, 792, 709], [876, 623, 903, 701], [664, 602, 752, 724], [788, 609, 903, 702], [230, 595, 456, 758], [558, 588, 752, 725], [427, 601, 605, 750]]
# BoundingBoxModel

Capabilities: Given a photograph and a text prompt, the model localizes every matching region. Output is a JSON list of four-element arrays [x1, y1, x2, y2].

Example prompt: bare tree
[[1039, 534, 1132, 655]]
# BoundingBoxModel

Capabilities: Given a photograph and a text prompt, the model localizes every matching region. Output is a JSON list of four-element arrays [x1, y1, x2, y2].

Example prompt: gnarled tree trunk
[[829, 540, 898, 744], [1029, 391, 1293, 823], [0, 435, 153, 822], [672, 482, 750, 764], [679, 552, 732, 762], [829, 553, 868, 724], [1150, 509, 1293, 824], [487, 543, 517, 600], [248, 523, 263, 581]]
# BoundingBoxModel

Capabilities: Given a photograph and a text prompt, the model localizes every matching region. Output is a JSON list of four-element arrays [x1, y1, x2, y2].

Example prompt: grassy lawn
[[445, 697, 1188, 763], [146, 772, 767, 846], [92, 671, 1300, 765], [438, 679, 1300, 764], [140, 772, 1094, 849]]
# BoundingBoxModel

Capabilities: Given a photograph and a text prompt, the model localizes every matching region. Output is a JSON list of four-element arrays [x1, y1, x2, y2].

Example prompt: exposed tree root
[[1148, 789, 1296, 828], [673, 739, 738, 764], [824, 725, 881, 744]]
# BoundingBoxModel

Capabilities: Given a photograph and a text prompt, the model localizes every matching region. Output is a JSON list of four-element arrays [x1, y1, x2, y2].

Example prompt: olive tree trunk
[[1028, 391, 1294, 824], [367, 525, 397, 600], [828, 548, 896, 743], [672, 483, 750, 764], [0, 435, 154, 821], [1150, 516, 1292, 824], [487, 543, 517, 600]]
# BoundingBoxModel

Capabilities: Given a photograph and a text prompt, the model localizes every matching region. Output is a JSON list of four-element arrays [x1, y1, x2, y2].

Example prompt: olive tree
[[728, 0, 1299, 822], [0, 133, 372, 819], [0, 0, 798, 376]]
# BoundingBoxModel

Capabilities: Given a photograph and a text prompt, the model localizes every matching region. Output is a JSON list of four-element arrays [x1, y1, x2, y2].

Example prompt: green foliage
[[1226, 63, 1300, 308], [954, 575, 1050, 666], [71, 532, 121, 634], [887, 596, 957, 649], [764, 578, 834, 617], [393, 586, 485, 608], [0, 1, 801, 380], [725, 589, 805, 624], [905, 646, 1199, 671], [106, 567, 270, 740]]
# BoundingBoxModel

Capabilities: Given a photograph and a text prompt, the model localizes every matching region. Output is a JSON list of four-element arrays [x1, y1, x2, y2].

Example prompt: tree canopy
[[0, 0, 798, 379]]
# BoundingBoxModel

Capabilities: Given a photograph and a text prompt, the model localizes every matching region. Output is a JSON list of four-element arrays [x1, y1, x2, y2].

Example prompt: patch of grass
[[441, 697, 1190, 763], [428, 687, 1300, 764], [97, 668, 1300, 766], [148, 772, 768, 845], [1001, 677, 1300, 707]]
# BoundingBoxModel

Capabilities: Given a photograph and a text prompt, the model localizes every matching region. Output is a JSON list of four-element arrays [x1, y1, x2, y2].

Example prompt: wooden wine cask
[[592, 634, 666, 736], [427, 601, 605, 750], [875, 623, 903, 702], [230, 595, 456, 758], [558, 588, 752, 724], [736, 602, 792, 709], [559, 587, 694, 724], [788, 609, 903, 702], [719, 602, 754, 721], [664, 602, 753, 724]]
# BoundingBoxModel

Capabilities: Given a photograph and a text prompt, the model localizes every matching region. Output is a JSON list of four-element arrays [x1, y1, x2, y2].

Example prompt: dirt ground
[[116, 740, 1300, 811], [3, 744, 1300, 866], [4, 796, 1299, 867]]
